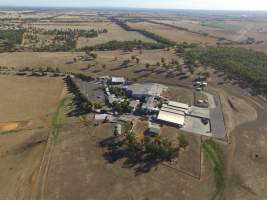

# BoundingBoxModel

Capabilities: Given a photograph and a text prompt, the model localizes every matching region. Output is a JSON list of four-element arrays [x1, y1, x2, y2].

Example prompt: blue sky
[[1, 0, 267, 11]]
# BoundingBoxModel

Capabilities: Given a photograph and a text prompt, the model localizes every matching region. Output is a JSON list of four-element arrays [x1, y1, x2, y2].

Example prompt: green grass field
[[52, 96, 72, 137], [202, 138, 224, 189]]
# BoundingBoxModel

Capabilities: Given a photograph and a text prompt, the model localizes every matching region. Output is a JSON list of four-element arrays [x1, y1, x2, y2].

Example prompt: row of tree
[[0, 29, 24, 52], [111, 18, 175, 46], [42, 28, 107, 38], [186, 46, 267, 93], [82, 40, 166, 51], [125, 132, 188, 161]]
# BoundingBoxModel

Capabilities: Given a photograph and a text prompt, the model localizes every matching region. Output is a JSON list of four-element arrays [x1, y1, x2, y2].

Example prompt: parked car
[[201, 118, 209, 125]]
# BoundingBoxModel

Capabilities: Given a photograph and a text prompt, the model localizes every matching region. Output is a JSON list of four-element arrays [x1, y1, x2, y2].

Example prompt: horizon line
[[0, 5, 267, 12]]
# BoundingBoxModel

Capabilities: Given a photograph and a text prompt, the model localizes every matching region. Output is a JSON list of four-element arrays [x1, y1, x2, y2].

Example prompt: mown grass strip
[[52, 96, 72, 137], [202, 138, 224, 189]]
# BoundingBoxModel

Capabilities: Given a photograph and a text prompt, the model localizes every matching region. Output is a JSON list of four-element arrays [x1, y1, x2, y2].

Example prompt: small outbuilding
[[148, 122, 161, 136], [109, 77, 126, 85]]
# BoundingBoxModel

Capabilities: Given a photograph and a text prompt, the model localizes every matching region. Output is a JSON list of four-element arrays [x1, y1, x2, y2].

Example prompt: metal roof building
[[110, 77, 125, 85], [126, 83, 168, 100], [157, 101, 190, 127], [168, 101, 190, 110], [157, 111, 185, 127]]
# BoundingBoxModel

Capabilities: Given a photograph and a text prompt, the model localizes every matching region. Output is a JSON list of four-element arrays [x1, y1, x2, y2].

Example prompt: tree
[[136, 58, 140, 64], [161, 57, 165, 64], [178, 134, 189, 150], [102, 64, 106, 69], [131, 55, 136, 60], [145, 63, 150, 70], [38, 67, 43, 72], [125, 132, 141, 152], [55, 67, 60, 73], [122, 59, 130, 67], [90, 53, 97, 59], [188, 65, 195, 74], [175, 63, 181, 72]]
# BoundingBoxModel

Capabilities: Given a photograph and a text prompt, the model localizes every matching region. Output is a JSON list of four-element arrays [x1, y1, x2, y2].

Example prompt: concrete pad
[[182, 116, 211, 137], [189, 106, 210, 118]]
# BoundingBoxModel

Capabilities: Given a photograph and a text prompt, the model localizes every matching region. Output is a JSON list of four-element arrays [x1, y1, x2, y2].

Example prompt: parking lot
[[72, 77, 105, 102]]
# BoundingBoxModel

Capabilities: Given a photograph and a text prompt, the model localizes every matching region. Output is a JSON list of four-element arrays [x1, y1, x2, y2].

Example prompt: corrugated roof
[[162, 104, 189, 114], [111, 77, 125, 83], [127, 83, 167, 97], [157, 111, 185, 126], [161, 107, 185, 115], [168, 101, 190, 110]]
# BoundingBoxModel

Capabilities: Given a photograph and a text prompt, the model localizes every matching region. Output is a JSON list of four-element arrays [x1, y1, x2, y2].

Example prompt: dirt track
[[221, 85, 267, 200]]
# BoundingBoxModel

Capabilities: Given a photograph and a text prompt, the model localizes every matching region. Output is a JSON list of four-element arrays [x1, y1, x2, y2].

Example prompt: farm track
[[221, 85, 267, 200], [31, 85, 68, 200]]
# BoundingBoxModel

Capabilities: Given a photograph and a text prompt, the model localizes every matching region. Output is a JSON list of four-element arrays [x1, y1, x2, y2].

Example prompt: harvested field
[[0, 52, 87, 73], [29, 22, 155, 48], [0, 49, 185, 78], [0, 75, 67, 200], [127, 21, 217, 44], [0, 76, 64, 126], [153, 19, 267, 44]]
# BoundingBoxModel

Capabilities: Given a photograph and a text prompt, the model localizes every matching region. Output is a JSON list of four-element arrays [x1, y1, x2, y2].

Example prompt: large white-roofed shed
[[157, 111, 185, 127]]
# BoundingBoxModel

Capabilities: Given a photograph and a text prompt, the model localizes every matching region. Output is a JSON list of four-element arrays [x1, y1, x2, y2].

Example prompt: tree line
[[82, 40, 166, 51], [0, 29, 24, 52], [110, 18, 175, 46], [186, 46, 267, 94]]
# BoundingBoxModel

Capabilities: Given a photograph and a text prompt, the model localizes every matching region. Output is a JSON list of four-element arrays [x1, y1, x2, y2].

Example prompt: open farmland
[[0, 49, 185, 77], [127, 21, 217, 44], [0, 8, 267, 200], [0, 75, 65, 200], [152, 19, 267, 50], [24, 22, 155, 48], [0, 76, 64, 127], [32, 116, 216, 200]]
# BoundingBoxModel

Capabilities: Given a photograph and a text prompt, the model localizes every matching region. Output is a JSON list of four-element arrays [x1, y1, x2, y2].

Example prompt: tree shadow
[[99, 137, 163, 176], [64, 77, 91, 117]]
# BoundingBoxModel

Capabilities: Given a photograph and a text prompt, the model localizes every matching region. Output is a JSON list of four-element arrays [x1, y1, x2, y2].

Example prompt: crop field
[[127, 21, 218, 44]]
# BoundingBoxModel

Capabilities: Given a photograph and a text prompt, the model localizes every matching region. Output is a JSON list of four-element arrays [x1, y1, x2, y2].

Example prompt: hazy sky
[[1, 0, 267, 11]]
